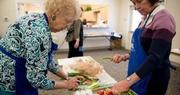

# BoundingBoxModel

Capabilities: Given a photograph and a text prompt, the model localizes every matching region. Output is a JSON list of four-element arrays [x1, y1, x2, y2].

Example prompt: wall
[[0, 0, 121, 34], [118, 0, 132, 50], [166, 0, 180, 63], [0, 0, 121, 50], [0, 0, 17, 36]]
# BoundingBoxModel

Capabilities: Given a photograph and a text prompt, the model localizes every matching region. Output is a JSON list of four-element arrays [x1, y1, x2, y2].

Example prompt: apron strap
[[0, 46, 26, 62], [0, 46, 38, 95], [47, 42, 58, 65]]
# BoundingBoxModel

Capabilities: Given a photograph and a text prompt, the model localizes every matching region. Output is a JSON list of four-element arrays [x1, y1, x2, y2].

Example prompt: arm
[[25, 35, 56, 90], [73, 19, 81, 49], [47, 60, 67, 79], [48, 61, 85, 90]]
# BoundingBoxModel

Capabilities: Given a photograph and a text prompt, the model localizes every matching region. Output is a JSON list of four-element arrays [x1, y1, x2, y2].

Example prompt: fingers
[[69, 82, 79, 91], [111, 54, 123, 63], [72, 82, 79, 90], [112, 87, 125, 95], [112, 84, 130, 95], [67, 79, 79, 90], [112, 89, 119, 95], [75, 76, 85, 81], [74, 43, 79, 49], [67, 76, 85, 90]]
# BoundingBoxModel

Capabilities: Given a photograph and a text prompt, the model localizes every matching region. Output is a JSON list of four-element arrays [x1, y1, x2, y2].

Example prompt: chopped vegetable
[[68, 72, 92, 80], [118, 89, 137, 95], [96, 88, 137, 95], [88, 82, 101, 90], [102, 57, 111, 59]]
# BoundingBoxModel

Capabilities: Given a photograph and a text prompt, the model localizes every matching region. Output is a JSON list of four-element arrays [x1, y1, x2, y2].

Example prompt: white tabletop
[[58, 56, 117, 94]]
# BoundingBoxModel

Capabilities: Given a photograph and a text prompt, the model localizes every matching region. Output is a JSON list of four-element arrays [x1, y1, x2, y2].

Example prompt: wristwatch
[[126, 77, 133, 85]]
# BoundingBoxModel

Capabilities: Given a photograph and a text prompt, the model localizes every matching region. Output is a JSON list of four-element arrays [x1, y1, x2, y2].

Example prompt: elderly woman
[[111, 0, 176, 95], [0, 0, 83, 95]]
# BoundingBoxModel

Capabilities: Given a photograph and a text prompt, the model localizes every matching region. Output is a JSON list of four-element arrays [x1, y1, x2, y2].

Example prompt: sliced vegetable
[[102, 57, 111, 59], [96, 88, 137, 95], [68, 72, 92, 80], [88, 82, 101, 90], [119, 89, 137, 95]]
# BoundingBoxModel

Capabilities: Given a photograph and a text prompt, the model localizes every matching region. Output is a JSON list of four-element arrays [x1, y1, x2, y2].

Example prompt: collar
[[145, 5, 165, 25], [150, 4, 165, 17]]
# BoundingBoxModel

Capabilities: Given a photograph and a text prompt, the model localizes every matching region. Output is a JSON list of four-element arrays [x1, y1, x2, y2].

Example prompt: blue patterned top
[[0, 13, 60, 92]]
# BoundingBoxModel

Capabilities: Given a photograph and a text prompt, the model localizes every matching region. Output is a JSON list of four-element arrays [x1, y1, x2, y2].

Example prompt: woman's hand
[[74, 38, 79, 49], [74, 42, 79, 49], [111, 54, 124, 63], [65, 76, 84, 90], [112, 80, 132, 95]]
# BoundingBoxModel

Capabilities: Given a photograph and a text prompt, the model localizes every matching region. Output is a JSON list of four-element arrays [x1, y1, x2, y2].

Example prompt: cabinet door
[[87, 11, 96, 21], [81, 11, 88, 21], [100, 7, 108, 22], [81, 11, 96, 21]]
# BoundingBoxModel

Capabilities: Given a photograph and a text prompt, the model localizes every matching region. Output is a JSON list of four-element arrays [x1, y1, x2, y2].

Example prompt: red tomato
[[104, 90, 113, 95], [97, 90, 104, 95]]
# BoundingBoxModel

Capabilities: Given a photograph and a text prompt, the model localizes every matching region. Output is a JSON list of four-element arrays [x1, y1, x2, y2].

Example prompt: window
[[129, 6, 142, 32]]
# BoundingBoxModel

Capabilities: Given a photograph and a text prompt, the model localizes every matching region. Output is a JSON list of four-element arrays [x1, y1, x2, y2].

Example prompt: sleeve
[[47, 60, 61, 74], [135, 38, 171, 79], [25, 33, 55, 90], [73, 19, 81, 39]]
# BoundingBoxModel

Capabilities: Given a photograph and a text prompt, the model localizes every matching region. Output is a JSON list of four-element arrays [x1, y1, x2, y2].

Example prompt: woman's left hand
[[112, 80, 131, 95]]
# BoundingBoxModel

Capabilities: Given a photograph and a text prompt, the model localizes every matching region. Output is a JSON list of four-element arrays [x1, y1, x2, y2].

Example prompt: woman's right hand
[[111, 54, 125, 63], [65, 76, 84, 90]]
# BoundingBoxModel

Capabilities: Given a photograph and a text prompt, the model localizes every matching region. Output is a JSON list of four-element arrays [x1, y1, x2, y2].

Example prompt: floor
[[39, 48, 180, 95]]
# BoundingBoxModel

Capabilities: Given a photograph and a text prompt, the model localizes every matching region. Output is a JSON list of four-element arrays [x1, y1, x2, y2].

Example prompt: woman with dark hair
[[111, 0, 176, 95], [66, 7, 84, 58]]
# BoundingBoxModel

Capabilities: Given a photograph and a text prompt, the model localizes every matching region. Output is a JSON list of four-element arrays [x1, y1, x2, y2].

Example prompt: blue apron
[[128, 10, 154, 95], [0, 42, 58, 95]]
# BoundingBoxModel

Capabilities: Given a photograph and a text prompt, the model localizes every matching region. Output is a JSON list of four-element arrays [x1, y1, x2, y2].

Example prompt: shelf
[[84, 27, 109, 29], [171, 49, 180, 55]]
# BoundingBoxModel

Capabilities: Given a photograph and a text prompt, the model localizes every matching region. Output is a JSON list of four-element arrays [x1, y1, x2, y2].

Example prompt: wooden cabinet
[[100, 7, 108, 22], [80, 7, 108, 23], [81, 11, 96, 21]]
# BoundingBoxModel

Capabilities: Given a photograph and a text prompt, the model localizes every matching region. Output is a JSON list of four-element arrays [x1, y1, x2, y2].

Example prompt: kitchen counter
[[170, 48, 180, 66], [171, 48, 180, 55], [83, 34, 113, 50], [82, 27, 112, 50]]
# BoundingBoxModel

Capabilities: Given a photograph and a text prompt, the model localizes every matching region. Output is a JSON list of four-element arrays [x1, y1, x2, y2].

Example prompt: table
[[58, 56, 117, 94], [171, 48, 180, 55], [83, 34, 113, 50]]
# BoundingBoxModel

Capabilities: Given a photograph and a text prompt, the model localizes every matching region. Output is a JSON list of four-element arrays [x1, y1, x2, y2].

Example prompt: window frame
[[129, 5, 142, 32]]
